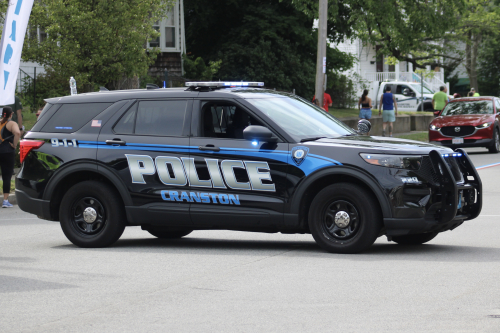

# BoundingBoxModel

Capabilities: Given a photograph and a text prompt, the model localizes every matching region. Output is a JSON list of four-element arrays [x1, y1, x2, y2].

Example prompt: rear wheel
[[60, 181, 125, 248], [146, 227, 193, 239], [308, 183, 382, 254], [392, 232, 438, 245], [488, 129, 499, 153]]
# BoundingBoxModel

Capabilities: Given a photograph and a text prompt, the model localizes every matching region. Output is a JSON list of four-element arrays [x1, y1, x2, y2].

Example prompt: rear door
[[188, 98, 289, 229], [97, 98, 193, 226]]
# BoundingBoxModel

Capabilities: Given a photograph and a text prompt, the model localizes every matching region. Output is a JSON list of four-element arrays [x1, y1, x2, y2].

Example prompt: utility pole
[[315, 0, 328, 108]]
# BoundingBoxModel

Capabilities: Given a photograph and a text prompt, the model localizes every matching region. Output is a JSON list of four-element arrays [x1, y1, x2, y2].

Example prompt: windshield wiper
[[300, 136, 327, 142]]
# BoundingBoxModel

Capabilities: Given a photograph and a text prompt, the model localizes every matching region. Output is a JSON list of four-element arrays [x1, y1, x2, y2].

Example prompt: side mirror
[[403, 88, 411, 96], [357, 119, 371, 134], [243, 125, 278, 143], [433, 111, 441, 117]]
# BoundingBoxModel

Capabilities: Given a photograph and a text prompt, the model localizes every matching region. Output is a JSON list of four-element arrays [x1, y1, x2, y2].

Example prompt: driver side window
[[200, 102, 264, 139]]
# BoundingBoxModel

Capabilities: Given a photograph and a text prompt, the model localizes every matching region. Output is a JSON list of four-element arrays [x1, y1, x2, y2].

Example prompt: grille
[[414, 156, 440, 185], [441, 126, 475, 137], [415, 156, 464, 184]]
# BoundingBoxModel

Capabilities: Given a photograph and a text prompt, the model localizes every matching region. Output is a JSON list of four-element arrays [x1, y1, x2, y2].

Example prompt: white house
[[336, 38, 449, 93]]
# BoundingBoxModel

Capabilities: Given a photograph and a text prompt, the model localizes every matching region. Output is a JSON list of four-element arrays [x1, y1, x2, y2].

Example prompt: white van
[[363, 81, 437, 112]]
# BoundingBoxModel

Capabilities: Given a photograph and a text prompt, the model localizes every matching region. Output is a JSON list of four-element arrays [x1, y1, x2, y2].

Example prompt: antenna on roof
[[146, 83, 159, 90], [99, 86, 109, 92]]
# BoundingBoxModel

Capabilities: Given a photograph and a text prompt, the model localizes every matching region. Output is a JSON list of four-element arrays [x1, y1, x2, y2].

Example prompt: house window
[[149, 21, 160, 48], [147, 1, 181, 52]]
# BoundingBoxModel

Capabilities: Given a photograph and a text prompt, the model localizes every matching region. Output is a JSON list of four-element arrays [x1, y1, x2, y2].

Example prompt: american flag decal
[[91, 120, 102, 127]]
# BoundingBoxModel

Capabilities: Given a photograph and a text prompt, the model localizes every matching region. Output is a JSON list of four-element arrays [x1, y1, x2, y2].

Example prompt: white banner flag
[[0, 0, 35, 105]]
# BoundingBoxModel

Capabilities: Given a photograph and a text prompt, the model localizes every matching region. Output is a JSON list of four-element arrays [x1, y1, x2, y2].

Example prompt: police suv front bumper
[[383, 149, 482, 236]]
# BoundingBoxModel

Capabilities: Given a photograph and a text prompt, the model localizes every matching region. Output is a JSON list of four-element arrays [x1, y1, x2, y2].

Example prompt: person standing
[[378, 86, 398, 137], [432, 86, 448, 111], [468, 87, 480, 97], [312, 92, 333, 112], [0, 107, 21, 208], [0, 95, 24, 135], [358, 89, 372, 120]]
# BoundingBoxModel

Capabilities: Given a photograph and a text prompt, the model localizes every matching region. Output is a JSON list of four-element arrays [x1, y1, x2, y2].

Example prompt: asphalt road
[[1, 147, 500, 333]]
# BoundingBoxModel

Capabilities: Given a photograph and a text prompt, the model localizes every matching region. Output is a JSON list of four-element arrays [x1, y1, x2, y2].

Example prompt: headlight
[[360, 153, 422, 170], [476, 122, 492, 129], [429, 124, 440, 131]]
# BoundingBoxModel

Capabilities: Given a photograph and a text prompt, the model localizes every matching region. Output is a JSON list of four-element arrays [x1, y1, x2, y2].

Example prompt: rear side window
[[41, 103, 112, 133], [113, 100, 188, 137]]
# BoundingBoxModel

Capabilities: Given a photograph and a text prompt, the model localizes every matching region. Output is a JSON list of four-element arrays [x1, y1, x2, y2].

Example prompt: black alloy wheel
[[60, 181, 125, 248], [70, 197, 106, 236], [488, 129, 500, 153], [308, 183, 382, 254], [321, 200, 360, 240]]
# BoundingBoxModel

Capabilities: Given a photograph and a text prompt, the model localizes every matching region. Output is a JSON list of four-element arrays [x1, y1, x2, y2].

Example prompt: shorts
[[382, 110, 395, 122], [359, 108, 372, 119]]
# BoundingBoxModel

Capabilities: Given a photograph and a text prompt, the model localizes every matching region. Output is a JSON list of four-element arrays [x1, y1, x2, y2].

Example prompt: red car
[[429, 97, 500, 153]]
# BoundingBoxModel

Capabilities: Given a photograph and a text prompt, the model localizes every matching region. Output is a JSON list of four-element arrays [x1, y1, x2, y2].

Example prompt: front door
[[394, 84, 417, 111], [97, 98, 193, 226], [188, 99, 288, 229]]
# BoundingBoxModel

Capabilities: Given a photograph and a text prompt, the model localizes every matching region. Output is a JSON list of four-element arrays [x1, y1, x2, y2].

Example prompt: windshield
[[408, 84, 433, 94], [247, 97, 355, 141], [441, 100, 494, 116]]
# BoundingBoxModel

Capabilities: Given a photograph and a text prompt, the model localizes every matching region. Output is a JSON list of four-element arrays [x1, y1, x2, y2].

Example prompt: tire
[[392, 231, 438, 245], [488, 129, 500, 153], [59, 181, 126, 248], [146, 227, 193, 239], [308, 183, 382, 254]]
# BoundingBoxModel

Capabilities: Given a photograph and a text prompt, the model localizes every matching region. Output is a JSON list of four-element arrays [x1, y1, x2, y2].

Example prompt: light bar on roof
[[185, 81, 264, 87]]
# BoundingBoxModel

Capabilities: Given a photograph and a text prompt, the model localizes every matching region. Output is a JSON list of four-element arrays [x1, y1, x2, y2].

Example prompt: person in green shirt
[[469, 87, 480, 97], [432, 86, 448, 111], [0, 95, 23, 134]]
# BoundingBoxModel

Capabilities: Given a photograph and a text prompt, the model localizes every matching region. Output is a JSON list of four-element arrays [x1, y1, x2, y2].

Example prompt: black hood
[[305, 135, 453, 155]]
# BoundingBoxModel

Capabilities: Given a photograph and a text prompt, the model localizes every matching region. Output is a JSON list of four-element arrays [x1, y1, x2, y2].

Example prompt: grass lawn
[[394, 131, 429, 142], [22, 107, 38, 131], [329, 108, 433, 119]]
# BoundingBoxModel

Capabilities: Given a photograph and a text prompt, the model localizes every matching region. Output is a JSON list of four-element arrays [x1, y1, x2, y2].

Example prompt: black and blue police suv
[[16, 82, 482, 253]]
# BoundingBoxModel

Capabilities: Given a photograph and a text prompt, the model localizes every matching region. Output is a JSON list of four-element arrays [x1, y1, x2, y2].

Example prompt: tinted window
[[200, 102, 263, 139], [496, 99, 500, 111], [41, 103, 112, 133], [135, 100, 187, 136], [113, 105, 136, 134]]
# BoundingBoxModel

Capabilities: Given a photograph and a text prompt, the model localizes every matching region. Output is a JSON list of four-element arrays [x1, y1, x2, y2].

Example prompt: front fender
[[287, 166, 392, 219]]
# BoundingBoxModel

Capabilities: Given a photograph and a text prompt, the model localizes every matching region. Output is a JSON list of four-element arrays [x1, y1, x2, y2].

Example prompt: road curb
[[8, 193, 17, 205]]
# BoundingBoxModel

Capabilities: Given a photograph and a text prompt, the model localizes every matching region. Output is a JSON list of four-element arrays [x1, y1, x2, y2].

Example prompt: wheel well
[[298, 175, 384, 230], [49, 171, 124, 220]]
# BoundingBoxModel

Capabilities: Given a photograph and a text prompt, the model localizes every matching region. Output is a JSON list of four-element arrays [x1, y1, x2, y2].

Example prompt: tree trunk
[[465, 31, 481, 93]]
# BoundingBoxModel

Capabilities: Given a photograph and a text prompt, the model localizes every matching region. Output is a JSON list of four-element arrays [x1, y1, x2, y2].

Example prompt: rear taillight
[[20, 140, 45, 164]]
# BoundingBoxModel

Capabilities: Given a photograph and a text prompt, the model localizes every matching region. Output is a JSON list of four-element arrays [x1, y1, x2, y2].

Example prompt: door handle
[[199, 145, 220, 152], [106, 139, 126, 146]]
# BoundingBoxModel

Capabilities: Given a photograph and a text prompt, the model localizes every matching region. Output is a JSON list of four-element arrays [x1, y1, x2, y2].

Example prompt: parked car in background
[[429, 97, 500, 153]]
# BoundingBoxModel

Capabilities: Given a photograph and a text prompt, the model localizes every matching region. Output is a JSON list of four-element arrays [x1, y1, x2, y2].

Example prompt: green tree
[[290, 0, 465, 70], [184, 0, 354, 98], [456, 0, 500, 91], [478, 33, 500, 96], [22, 0, 174, 92]]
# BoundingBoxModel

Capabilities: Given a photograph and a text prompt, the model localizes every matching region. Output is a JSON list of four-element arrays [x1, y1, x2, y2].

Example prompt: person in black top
[[358, 89, 373, 120], [0, 107, 21, 208]]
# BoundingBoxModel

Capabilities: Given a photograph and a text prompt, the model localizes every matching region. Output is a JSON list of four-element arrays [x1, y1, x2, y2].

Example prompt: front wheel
[[392, 232, 438, 245], [308, 183, 382, 254], [488, 129, 499, 153], [60, 181, 126, 248]]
